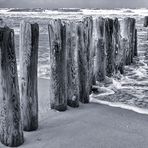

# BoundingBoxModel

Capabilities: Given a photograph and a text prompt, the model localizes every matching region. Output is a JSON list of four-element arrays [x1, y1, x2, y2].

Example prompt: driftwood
[[20, 21, 39, 131], [94, 17, 106, 81], [66, 21, 79, 107], [77, 17, 93, 103], [0, 27, 24, 147], [104, 18, 114, 77], [48, 19, 67, 111]]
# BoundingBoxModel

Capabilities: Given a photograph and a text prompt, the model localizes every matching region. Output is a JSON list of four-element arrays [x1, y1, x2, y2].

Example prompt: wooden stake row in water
[[94, 17, 137, 82], [48, 17, 94, 110], [0, 22, 39, 147], [48, 16, 137, 110], [0, 16, 137, 147]]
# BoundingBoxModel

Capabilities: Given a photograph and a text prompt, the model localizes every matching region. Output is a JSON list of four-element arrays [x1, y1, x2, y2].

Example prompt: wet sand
[[1, 78, 148, 148]]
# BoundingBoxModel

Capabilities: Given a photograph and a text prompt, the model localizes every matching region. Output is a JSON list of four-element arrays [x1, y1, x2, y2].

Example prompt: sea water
[[0, 8, 148, 110]]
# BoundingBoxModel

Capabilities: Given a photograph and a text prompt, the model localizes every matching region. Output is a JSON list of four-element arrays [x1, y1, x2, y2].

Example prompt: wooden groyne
[[47, 16, 137, 109], [0, 16, 137, 147]]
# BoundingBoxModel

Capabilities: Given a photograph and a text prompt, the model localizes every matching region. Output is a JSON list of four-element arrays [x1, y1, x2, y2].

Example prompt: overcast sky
[[0, 0, 148, 8]]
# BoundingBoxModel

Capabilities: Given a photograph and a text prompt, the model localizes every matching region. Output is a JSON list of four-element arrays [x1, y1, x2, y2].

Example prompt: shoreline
[[38, 77, 148, 116], [0, 77, 148, 148]]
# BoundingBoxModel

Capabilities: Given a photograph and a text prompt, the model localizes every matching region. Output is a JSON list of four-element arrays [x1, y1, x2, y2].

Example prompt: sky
[[0, 0, 148, 8]]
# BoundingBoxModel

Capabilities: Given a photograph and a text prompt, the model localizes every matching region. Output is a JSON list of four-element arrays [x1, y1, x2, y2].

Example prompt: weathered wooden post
[[144, 16, 148, 40], [144, 16, 148, 27], [0, 19, 5, 28], [20, 21, 39, 131], [48, 19, 67, 111], [0, 19, 3, 27], [120, 18, 129, 65], [120, 17, 135, 65], [113, 18, 124, 74], [129, 18, 136, 63], [113, 18, 120, 73], [77, 16, 93, 103], [0, 27, 24, 147], [104, 18, 114, 77], [120, 37, 128, 66], [77, 21, 89, 103], [66, 21, 79, 107], [87, 17, 94, 93], [92, 18, 98, 85], [134, 29, 138, 56], [94, 17, 106, 81]]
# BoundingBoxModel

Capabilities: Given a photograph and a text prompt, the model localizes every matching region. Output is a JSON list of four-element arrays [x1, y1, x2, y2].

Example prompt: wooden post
[[104, 18, 114, 77], [113, 18, 125, 74], [129, 18, 136, 63], [0, 27, 24, 147], [143, 16, 148, 40], [77, 17, 93, 103], [66, 21, 79, 108], [83, 17, 93, 94], [134, 29, 138, 56], [20, 21, 39, 131], [94, 17, 106, 81], [0, 19, 5, 28], [113, 18, 120, 73], [0, 19, 3, 27], [48, 19, 67, 111], [92, 18, 98, 85], [77, 21, 88, 103], [120, 17, 135, 65], [120, 18, 129, 65], [144, 16, 148, 27], [120, 38, 128, 66], [87, 17, 94, 94]]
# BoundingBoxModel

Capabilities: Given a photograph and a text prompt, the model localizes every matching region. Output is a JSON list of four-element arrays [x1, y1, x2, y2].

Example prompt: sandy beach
[[0, 78, 148, 148]]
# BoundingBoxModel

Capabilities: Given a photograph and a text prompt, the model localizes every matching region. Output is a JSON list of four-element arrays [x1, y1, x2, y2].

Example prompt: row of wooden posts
[[0, 16, 137, 147]]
